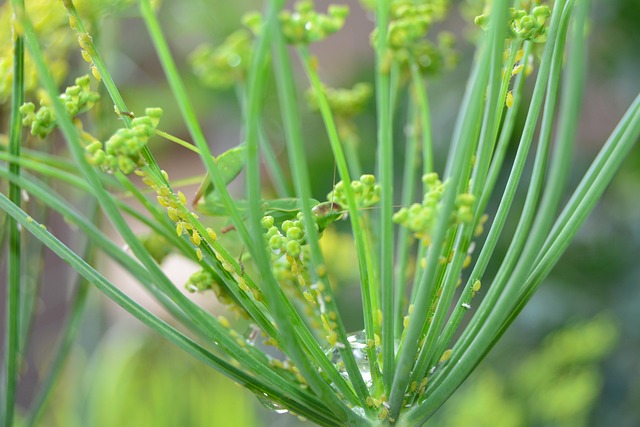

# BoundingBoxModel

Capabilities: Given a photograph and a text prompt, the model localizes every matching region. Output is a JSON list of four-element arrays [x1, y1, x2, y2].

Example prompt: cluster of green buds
[[359, 0, 448, 19], [279, 1, 349, 45], [453, 192, 475, 224], [406, 32, 457, 76], [85, 107, 163, 174], [189, 29, 253, 89], [140, 232, 172, 264], [393, 173, 444, 244], [476, 5, 551, 42], [20, 75, 99, 139], [387, 2, 435, 50], [262, 213, 311, 260], [184, 268, 250, 319], [393, 173, 476, 244], [326, 174, 381, 209], [185, 269, 216, 293], [0, 0, 72, 101], [306, 82, 372, 118], [375, 1, 457, 76], [306, 82, 372, 151]]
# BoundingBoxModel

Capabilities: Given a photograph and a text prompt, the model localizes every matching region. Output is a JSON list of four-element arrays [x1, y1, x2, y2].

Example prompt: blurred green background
[[2, 0, 639, 426]]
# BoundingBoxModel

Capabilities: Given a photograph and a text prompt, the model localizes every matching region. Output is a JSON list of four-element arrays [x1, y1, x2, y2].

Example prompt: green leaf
[[193, 144, 247, 204]]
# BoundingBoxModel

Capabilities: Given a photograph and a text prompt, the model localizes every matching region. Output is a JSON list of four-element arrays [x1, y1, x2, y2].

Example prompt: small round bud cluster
[[185, 268, 248, 318], [394, 174, 476, 243], [372, 2, 457, 76], [476, 5, 551, 43], [87, 108, 163, 174], [306, 82, 372, 118], [262, 213, 311, 259], [453, 192, 475, 224], [387, 2, 435, 50], [392, 173, 443, 243], [403, 32, 458, 76], [140, 232, 172, 264], [0, 3, 71, 101], [190, 29, 253, 90], [279, 1, 349, 45], [185, 269, 216, 293], [326, 174, 381, 209], [20, 75, 99, 139], [241, 12, 263, 36]]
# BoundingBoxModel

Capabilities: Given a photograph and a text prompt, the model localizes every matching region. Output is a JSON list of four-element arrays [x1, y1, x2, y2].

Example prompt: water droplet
[[257, 393, 289, 414], [244, 324, 261, 346], [418, 55, 432, 68], [326, 330, 372, 387], [352, 406, 366, 417], [227, 53, 241, 68]]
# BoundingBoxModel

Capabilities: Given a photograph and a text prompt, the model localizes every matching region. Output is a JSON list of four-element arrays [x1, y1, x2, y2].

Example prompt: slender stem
[[522, 95, 640, 312], [393, 94, 419, 337], [406, 2, 576, 423], [297, 45, 386, 397], [431, 41, 533, 357], [272, 32, 371, 406], [235, 84, 291, 198], [408, 59, 433, 175], [374, 0, 396, 391], [25, 253, 92, 427], [413, 15, 527, 382], [0, 193, 337, 426], [388, 0, 510, 419], [136, 0, 255, 250], [241, 3, 362, 422], [23, 5, 324, 417], [529, 0, 590, 263], [2, 3, 24, 424]]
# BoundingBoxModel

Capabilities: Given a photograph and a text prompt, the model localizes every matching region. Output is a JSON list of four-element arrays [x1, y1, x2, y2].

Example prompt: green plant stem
[[136, 0, 255, 255], [1, 146, 276, 369], [272, 32, 371, 407], [136, 0, 291, 371], [136, 3, 316, 378], [68, 0, 292, 386], [236, 83, 291, 198], [374, 0, 396, 391], [426, 39, 549, 381], [21, 5, 327, 420], [296, 45, 383, 393], [431, 41, 533, 358], [393, 95, 419, 337], [404, 2, 577, 423], [2, 4, 24, 424], [408, 59, 433, 175], [527, 0, 589, 264], [519, 95, 640, 318], [446, 0, 573, 375], [0, 193, 338, 426], [406, 19, 513, 387], [339, 118, 363, 180], [24, 249, 92, 427], [242, 3, 365, 420], [154, 129, 201, 153], [388, 0, 510, 419]]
